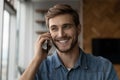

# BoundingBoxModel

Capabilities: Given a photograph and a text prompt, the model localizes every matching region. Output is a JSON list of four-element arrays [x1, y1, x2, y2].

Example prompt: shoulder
[[35, 54, 56, 80], [81, 50, 119, 79], [86, 53, 111, 65], [38, 53, 56, 71], [84, 52, 113, 72]]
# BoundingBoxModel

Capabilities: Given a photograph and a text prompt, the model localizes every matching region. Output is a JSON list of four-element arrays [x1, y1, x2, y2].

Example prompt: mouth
[[59, 40, 68, 43], [55, 39, 70, 46]]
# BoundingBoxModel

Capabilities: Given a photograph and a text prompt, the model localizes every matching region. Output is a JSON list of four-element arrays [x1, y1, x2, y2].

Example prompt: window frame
[[0, 0, 4, 79], [0, 0, 17, 80]]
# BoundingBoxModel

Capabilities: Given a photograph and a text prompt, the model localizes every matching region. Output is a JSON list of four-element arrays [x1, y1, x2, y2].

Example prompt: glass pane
[[2, 10, 10, 80]]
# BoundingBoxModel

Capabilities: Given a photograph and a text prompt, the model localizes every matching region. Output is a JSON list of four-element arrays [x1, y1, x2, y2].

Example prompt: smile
[[59, 40, 68, 43], [56, 39, 70, 46]]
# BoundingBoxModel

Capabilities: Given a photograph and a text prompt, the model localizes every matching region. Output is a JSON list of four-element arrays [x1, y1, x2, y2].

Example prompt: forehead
[[49, 14, 74, 27]]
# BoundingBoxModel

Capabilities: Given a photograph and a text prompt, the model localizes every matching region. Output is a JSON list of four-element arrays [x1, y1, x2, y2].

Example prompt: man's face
[[49, 14, 80, 53]]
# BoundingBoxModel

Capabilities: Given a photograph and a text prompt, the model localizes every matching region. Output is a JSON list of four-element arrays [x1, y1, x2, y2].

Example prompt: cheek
[[71, 30, 78, 39], [50, 33, 55, 40], [69, 29, 77, 36]]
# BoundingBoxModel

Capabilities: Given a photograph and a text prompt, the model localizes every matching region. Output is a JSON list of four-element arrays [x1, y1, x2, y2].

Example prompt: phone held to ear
[[42, 40, 52, 54]]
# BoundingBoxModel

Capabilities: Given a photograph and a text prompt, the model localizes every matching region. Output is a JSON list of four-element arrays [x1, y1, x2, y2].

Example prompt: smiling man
[[49, 14, 79, 53], [19, 4, 119, 80]]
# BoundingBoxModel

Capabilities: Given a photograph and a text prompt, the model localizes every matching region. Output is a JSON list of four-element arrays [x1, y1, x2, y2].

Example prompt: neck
[[57, 45, 80, 68]]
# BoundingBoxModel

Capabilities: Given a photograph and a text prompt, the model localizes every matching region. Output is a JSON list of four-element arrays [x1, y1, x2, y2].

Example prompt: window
[[2, 10, 10, 80], [0, 0, 18, 80]]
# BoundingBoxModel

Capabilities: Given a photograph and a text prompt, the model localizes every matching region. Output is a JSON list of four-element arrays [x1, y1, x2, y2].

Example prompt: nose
[[58, 28, 65, 37]]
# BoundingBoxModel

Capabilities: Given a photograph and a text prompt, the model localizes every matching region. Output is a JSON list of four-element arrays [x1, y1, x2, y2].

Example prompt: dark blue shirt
[[35, 49, 119, 80]]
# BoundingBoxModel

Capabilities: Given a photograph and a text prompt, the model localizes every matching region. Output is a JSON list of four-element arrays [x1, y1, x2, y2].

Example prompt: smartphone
[[42, 39, 52, 53]]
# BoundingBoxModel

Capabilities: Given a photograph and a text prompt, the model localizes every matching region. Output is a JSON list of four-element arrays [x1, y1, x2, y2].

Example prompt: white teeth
[[59, 40, 67, 43]]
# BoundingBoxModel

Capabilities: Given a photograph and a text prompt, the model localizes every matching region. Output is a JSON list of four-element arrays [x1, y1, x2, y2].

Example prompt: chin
[[57, 47, 72, 53]]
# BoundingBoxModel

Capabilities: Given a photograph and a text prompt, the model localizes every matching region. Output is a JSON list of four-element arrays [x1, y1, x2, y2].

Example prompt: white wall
[[18, 2, 34, 68]]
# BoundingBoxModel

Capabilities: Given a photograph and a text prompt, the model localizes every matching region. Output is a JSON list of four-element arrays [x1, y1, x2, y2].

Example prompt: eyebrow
[[49, 25, 57, 28], [63, 23, 74, 26], [50, 23, 74, 27]]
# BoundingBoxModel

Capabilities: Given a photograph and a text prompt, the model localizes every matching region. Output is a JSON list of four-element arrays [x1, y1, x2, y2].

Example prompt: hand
[[34, 32, 52, 61]]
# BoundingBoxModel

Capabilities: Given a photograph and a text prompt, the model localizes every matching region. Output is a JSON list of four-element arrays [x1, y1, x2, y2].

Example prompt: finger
[[37, 33, 51, 41], [38, 37, 51, 48]]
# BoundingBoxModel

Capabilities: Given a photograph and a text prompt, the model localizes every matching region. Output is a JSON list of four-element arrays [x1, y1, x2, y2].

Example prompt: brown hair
[[45, 4, 80, 27]]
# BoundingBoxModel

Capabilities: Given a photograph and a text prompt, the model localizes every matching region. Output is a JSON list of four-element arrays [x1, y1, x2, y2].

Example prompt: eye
[[63, 24, 72, 29], [50, 26, 58, 32]]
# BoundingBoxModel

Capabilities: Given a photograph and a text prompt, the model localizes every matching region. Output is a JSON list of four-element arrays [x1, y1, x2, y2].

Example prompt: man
[[19, 4, 119, 80]]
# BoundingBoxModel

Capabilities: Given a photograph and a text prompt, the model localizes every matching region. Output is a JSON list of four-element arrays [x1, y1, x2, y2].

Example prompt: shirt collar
[[53, 48, 88, 70], [78, 48, 88, 70], [53, 51, 62, 68]]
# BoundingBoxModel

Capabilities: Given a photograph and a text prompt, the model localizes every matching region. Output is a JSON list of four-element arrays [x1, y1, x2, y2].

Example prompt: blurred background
[[0, 0, 120, 80]]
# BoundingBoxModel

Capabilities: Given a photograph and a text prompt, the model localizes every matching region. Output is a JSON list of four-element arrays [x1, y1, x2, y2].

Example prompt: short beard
[[52, 34, 78, 53]]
